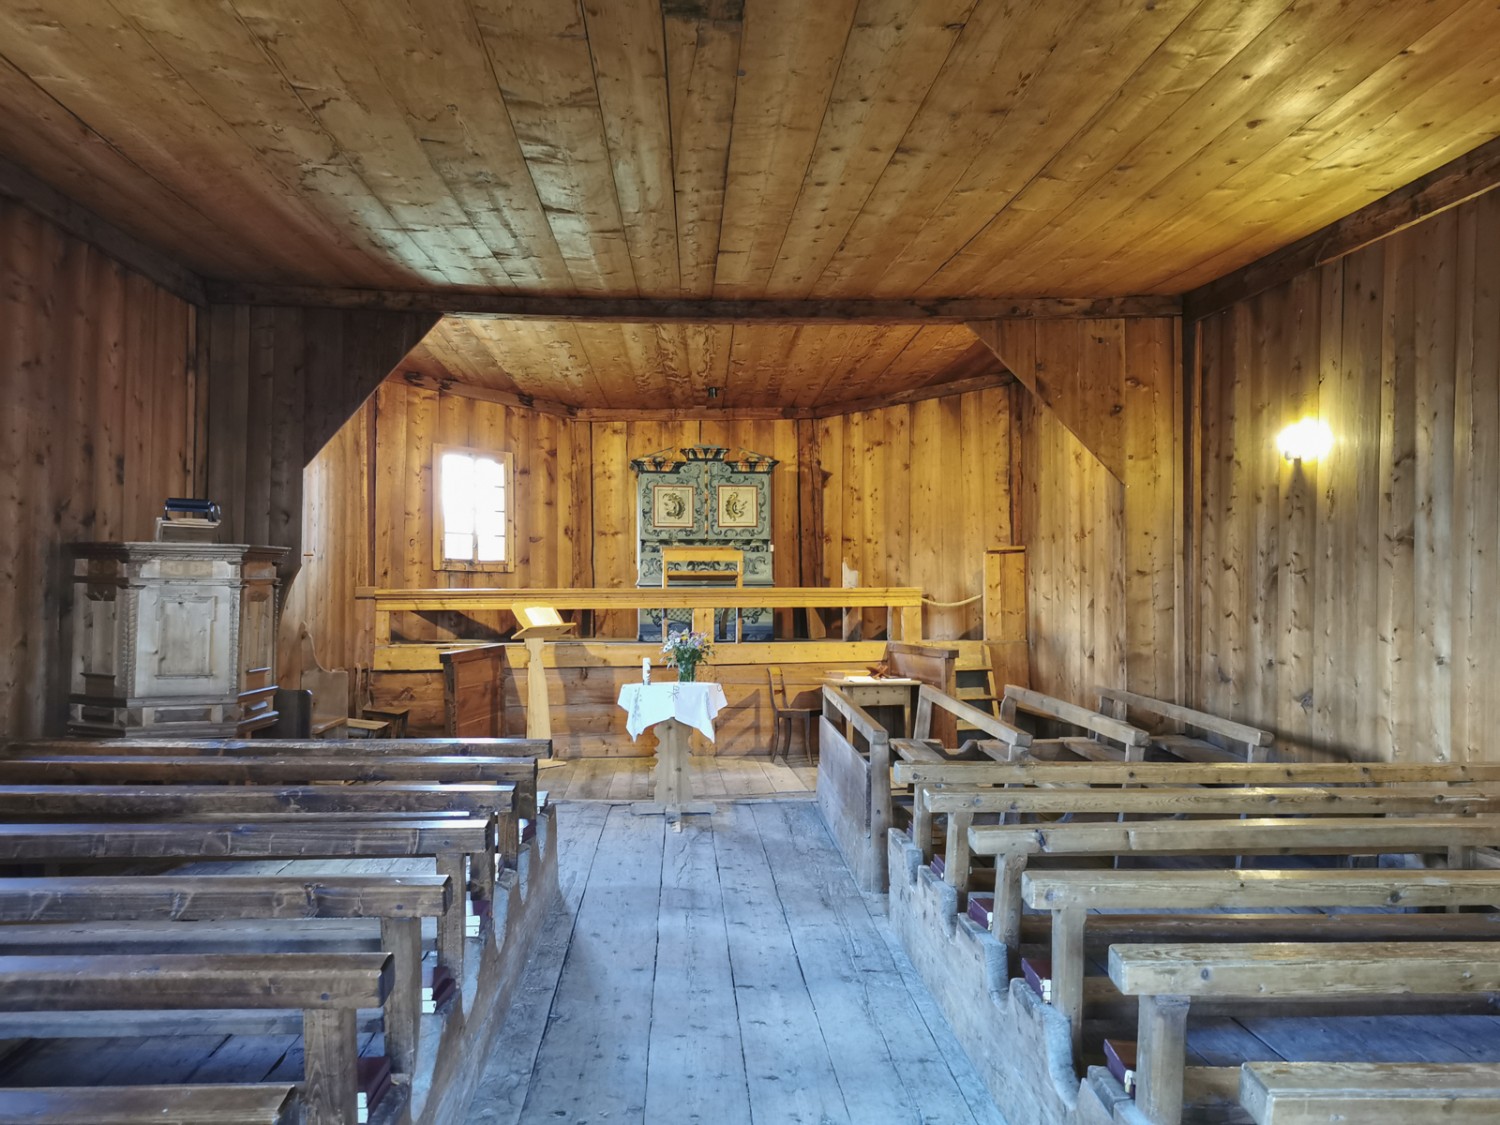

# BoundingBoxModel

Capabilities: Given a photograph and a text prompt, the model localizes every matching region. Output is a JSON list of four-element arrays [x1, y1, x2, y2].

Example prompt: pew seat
[[0, 1084, 299, 1125], [0, 952, 394, 1125], [1108, 941, 1500, 1125], [1022, 866, 1500, 1065], [1239, 1060, 1500, 1124]]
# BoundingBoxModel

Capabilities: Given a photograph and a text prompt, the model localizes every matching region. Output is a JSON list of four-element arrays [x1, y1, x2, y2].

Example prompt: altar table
[[617, 681, 727, 817]]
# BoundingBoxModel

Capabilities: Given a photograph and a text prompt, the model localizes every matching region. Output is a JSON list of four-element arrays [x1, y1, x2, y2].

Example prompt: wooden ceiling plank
[[681, 323, 734, 400], [503, 320, 609, 408], [0, 0, 392, 285], [722, 323, 801, 406], [1181, 133, 1500, 320], [200, 285, 1180, 321], [1161, 98, 1500, 298], [871, 0, 1201, 298], [129, 0, 461, 288], [581, 0, 681, 297], [224, 0, 515, 288], [800, 324, 919, 408], [904, 0, 1291, 296], [469, 0, 639, 294], [850, 324, 986, 403], [663, 3, 743, 297], [776, 324, 868, 409], [761, 0, 977, 298], [0, 56, 263, 284], [806, 0, 1097, 298], [308, 0, 575, 291], [1125, 6, 1500, 295], [713, 0, 862, 298], [977, 0, 1476, 295]]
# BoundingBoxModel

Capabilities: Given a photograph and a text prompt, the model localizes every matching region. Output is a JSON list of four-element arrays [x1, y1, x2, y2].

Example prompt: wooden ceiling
[[400, 318, 1002, 411], [3, 0, 1497, 302], [3, 1, 1497, 408]]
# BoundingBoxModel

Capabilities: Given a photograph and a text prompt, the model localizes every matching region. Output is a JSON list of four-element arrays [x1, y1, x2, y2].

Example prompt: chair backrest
[[767, 666, 790, 714]]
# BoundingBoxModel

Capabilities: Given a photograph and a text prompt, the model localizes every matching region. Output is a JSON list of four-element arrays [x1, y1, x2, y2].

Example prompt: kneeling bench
[[0, 1085, 299, 1125]]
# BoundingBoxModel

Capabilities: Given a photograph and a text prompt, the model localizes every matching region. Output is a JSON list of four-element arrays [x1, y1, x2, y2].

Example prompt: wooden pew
[[1239, 1060, 1500, 1124], [967, 815, 1500, 954], [1000, 685, 1150, 762], [0, 819, 492, 981], [0, 782, 515, 820], [1022, 866, 1500, 1067], [0, 874, 449, 1074], [0, 1085, 300, 1125], [925, 783, 1500, 893], [895, 758, 1500, 787], [0, 737, 551, 759], [1096, 688, 1275, 764], [1108, 941, 1500, 1125], [0, 951, 394, 1125]]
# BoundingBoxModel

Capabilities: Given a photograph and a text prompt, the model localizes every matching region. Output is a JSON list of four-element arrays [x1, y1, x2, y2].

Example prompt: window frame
[[432, 444, 515, 573]]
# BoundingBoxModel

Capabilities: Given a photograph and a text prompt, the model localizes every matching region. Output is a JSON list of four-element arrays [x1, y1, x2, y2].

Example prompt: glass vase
[[676, 661, 697, 682]]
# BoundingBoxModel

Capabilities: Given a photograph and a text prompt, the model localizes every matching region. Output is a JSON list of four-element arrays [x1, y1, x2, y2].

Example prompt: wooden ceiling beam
[[1184, 133, 1500, 322], [203, 283, 1180, 323], [389, 367, 1014, 421], [0, 154, 206, 307]]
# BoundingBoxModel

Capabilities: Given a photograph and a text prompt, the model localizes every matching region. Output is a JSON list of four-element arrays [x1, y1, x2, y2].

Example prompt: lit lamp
[[1275, 418, 1333, 462]]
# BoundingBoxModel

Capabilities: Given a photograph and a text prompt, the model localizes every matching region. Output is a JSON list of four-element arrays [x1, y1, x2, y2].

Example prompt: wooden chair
[[767, 666, 816, 763]]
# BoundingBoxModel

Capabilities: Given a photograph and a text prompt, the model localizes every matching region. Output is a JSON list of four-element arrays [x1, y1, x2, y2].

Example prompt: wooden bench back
[[896, 758, 1500, 787], [0, 737, 552, 758], [1001, 685, 1149, 755], [910, 684, 1031, 751], [1096, 688, 1274, 763], [0, 783, 515, 820]]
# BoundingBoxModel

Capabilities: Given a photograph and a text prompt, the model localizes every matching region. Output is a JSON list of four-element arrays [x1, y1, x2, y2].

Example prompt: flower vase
[[677, 661, 697, 683]]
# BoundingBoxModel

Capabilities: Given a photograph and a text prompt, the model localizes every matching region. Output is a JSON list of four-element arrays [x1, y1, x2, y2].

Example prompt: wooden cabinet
[[67, 543, 288, 737]]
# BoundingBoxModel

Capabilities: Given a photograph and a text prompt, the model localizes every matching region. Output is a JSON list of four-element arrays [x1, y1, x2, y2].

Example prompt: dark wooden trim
[[1184, 134, 1500, 322], [0, 155, 207, 307], [389, 369, 1015, 421], [204, 283, 1181, 323]]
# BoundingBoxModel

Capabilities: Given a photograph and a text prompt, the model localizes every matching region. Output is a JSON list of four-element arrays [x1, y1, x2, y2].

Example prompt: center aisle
[[468, 797, 1008, 1125]]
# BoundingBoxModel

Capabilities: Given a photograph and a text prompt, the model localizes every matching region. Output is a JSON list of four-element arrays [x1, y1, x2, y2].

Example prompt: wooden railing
[[357, 585, 926, 648]]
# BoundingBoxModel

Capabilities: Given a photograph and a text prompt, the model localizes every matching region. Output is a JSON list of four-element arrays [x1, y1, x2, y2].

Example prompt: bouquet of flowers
[[662, 629, 714, 682]]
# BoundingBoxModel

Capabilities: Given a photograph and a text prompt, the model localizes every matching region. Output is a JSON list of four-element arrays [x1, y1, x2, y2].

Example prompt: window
[[433, 445, 513, 571]]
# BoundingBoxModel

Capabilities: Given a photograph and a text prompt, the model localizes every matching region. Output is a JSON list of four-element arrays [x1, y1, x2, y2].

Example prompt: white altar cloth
[[618, 682, 728, 742]]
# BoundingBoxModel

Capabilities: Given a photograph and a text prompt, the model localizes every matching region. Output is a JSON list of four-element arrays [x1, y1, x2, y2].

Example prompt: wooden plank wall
[[1014, 388, 1126, 705], [1194, 190, 1500, 763], [0, 198, 200, 738], [813, 388, 1015, 642], [977, 318, 1179, 705]]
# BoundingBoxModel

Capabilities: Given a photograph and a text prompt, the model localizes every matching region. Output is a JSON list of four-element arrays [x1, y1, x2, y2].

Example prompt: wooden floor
[[541, 754, 818, 801], [467, 795, 1008, 1125]]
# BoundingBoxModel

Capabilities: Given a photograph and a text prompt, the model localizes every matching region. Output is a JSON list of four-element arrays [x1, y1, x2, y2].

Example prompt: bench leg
[[913, 787, 934, 863], [436, 851, 467, 983], [302, 1008, 359, 1125], [381, 917, 422, 1075], [991, 854, 1027, 969], [1052, 905, 1087, 1069], [944, 811, 973, 893], [1135, 994, 1191, 1125]]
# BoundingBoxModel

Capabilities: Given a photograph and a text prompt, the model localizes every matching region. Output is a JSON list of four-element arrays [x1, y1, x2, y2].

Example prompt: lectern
[[511, 605, 577, 743]]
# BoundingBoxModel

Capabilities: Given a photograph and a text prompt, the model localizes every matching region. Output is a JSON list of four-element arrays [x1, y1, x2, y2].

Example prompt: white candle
[[642, 657, 651, 685]]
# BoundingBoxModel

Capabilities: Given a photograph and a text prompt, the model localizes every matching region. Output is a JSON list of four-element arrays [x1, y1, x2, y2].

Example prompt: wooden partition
[[440, 644, 505, 737], [817, 685, 893, 893]]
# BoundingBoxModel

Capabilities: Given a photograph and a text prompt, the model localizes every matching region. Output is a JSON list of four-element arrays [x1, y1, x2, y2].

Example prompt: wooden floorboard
[[544, 756, 814, 802], [470, 790, 1003, 1124]]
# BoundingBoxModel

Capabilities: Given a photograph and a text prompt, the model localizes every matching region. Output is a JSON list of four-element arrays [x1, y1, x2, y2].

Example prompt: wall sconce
[[1276, 417, 1333, 462]]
